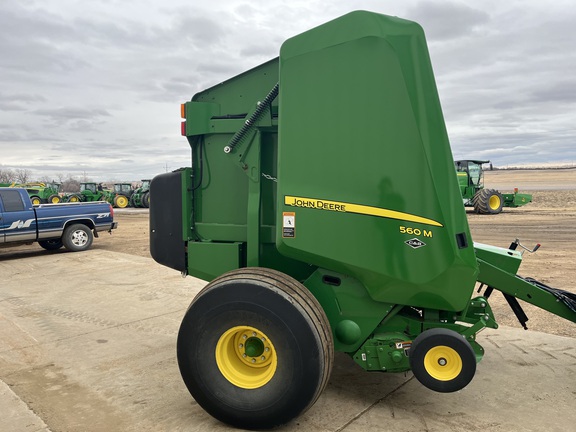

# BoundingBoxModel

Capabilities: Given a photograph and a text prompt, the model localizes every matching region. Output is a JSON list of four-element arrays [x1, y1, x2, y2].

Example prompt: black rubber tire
[[61, 224, 93, 252], [409, 328, 476, 393], [38, 239, 64, 250], [177, 267, 333, 429], [141, 192, 150, 208], [47, 194, 61, 204], [473, 188, 503, 214], [30, 196, 42, 205], [67, 194, 82, 203]]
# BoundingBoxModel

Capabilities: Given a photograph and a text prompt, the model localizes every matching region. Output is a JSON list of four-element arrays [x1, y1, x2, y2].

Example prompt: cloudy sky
[[1, 0, 575, 182]]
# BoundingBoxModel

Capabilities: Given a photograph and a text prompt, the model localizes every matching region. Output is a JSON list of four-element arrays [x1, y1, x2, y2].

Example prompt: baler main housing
[[150, 11, 575, 430]]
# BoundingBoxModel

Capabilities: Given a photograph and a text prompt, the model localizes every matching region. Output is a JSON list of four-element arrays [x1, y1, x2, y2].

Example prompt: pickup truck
[[0, 187, 117, 252]]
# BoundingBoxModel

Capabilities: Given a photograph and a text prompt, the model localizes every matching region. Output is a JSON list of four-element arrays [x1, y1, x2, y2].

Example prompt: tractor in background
[[67, 182, 111, 203], [2, 182, 63, 204], [111, 183, 133, 208], [455, 160, 532, 214], [130, 179, 150, 208]]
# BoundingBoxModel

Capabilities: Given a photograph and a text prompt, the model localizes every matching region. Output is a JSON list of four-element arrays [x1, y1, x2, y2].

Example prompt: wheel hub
[[72, 230, 88, 246], [423, 345, 462, 381], [215, 325, 277, 389]]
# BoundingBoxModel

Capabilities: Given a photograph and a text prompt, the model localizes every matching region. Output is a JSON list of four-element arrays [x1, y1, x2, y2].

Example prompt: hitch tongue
[[509, 238, 541, 255]]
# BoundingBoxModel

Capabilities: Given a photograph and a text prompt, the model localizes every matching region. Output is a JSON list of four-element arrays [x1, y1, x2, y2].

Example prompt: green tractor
[[130, 179, 151, 208], [67, 182, 110, 203], [455, 160, 532, 214], [111, 183, 133, 208], [16, 182, 63, 205]]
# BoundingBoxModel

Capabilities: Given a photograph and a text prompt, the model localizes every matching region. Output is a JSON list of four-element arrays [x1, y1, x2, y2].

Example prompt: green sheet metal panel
[[276, 11, 478, 311], [185, 59, 280, 239]]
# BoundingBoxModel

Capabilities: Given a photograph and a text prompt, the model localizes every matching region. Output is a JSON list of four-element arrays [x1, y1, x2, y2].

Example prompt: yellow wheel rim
[[489, 195, 501, 210], [215, 325, 277, 389], [423, 345, 462, 381], [70, 196, 79, 202], [31, 198, 41, 205], [51, 197, 60, 203], [116, 196, 128, 207]]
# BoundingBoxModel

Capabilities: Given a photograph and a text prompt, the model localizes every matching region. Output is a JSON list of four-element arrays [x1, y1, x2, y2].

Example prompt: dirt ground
[[3, 168, 575, 337]]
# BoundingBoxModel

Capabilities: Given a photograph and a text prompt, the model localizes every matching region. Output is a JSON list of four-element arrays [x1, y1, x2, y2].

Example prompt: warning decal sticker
[[282, 212, 295, 238]]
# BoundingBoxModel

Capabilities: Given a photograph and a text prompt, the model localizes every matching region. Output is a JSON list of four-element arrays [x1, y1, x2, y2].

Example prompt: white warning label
[[283, 212, 295, 238]]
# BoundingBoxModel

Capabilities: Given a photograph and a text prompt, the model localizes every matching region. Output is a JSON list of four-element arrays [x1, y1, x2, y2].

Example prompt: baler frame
[[150, 10, 575, 430]]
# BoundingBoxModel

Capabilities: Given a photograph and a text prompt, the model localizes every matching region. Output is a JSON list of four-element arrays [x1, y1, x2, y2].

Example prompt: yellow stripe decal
[[284, 196, 443, 227]]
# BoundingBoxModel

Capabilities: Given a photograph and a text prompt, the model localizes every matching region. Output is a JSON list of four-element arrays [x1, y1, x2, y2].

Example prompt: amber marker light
[[181, 103, 186, 119]]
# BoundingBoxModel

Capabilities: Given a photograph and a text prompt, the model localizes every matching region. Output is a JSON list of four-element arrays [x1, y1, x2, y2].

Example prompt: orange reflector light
[[181, 121, 186, 136], [180, 103, 186, 119]]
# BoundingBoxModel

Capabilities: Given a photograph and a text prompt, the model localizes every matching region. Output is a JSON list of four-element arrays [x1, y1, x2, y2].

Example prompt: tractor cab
[[80, 182, 98, 194], [114, 183, 133, 196], [455, 159, 489, 193]]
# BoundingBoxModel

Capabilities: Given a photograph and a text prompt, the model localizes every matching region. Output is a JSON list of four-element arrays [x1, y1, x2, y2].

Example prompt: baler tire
[[409, 328, 476, 393], [62, 224, 93, 252], [38, 239, 64, 251], [473, 189, 503, 214], [177, 267, 333, 430]]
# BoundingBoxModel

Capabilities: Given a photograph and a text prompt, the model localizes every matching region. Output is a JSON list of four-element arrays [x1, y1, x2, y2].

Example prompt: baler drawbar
[[150, 10, 575, 430]]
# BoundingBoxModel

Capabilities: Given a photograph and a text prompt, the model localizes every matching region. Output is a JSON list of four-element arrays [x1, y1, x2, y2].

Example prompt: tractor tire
[[409, 328, 476, 393], [473, 188, 503, 214], [67, 194, 82, 203], [47, 194, 61, 204], [30, 196, 42, 205], [141, 192, 150, 208], [114, 194, 129, 208], [177, 267, 333, 430], [62, 224, 93, 252], [39, 239, 64, 251]]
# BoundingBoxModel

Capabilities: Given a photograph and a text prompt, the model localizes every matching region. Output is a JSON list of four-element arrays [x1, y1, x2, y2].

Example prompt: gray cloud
[[0, 0, 575, 182]]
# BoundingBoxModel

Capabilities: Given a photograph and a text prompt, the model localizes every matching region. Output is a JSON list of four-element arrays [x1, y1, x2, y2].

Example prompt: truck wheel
[[39, 239, 64, 250], [473, 189, 503, 214], [142, 192, 150, 208], [177, 268, 333, 429], [409, 328, 476, 393], [114, 195, 129, 208], [47, 194, 61, 204], [62, 224, 93, 252]]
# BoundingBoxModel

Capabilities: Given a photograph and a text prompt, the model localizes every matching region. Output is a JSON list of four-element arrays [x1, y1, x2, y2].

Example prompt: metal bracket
[[509, 238, 540, 255]]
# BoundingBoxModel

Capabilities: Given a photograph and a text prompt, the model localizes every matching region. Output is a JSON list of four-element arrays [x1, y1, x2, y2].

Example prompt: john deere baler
[[150, 11, 575, 430]]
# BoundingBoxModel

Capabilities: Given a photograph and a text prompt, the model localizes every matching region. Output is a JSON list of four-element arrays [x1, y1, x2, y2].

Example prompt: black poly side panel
[[149, 171, 186, 272]]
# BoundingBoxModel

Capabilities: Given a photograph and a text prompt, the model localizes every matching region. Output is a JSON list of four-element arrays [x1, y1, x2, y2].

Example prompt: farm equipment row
[[0, 180, 151, 208]]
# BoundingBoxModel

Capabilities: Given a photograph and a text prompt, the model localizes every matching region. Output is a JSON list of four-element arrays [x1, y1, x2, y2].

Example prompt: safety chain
[[261, 173, 278, 182]]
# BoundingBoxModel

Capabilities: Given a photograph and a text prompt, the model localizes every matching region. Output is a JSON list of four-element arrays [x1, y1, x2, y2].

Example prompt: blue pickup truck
[[0, 187, 117, 252]]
